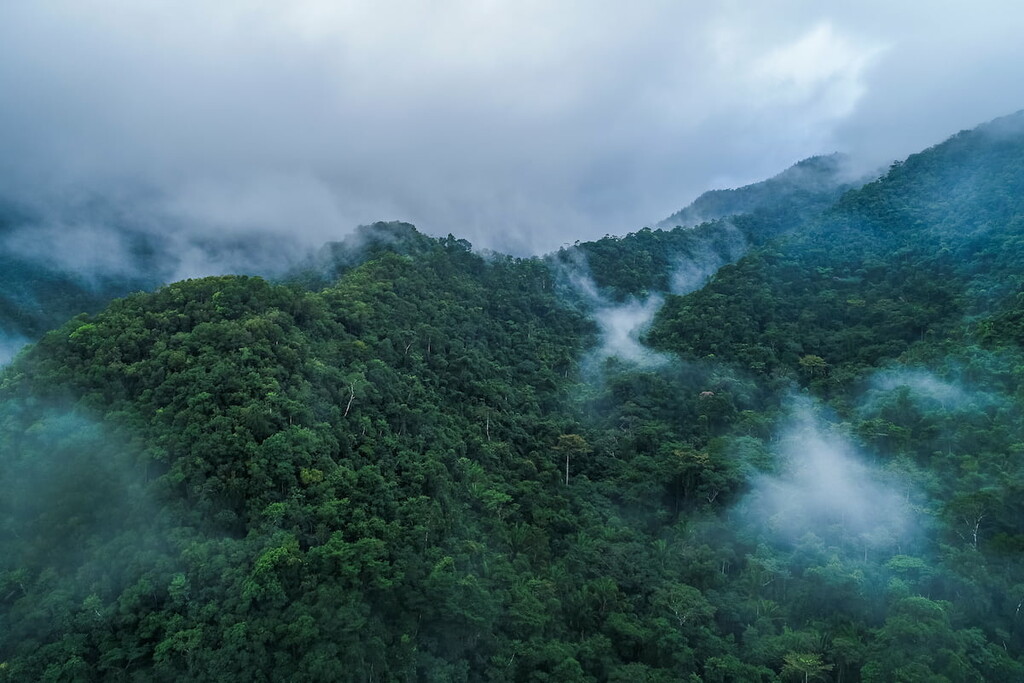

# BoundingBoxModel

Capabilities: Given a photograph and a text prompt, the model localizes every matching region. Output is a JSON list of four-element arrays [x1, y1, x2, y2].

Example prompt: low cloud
[[589, 295, 668, 368], [670, 223, 747, 295], [554, 251, 670, 371], [0, 334, 30, 366], [867, 368, 968, 409], [10, 2, 1017, 254], [740, 399, 916, 551], [557, 222, 747, 372], [863, 366, 1004, 414], [2, 221, 146, 285]]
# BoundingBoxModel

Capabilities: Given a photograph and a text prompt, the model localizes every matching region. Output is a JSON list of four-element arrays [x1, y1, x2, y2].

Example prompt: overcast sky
[[2, 1, 1023, 255]]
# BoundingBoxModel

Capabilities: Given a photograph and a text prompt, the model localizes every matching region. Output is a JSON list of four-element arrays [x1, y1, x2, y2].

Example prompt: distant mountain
[[652, 110, 1024, 379], [0, 200, 311, 363], [0, 152, 862, 364], [658, 152, 873, 230], [0, 210, 159, 362], [553, 157, 866, 303]]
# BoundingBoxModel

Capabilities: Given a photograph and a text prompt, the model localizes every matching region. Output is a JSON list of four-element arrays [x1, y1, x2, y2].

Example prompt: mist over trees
[[3, 112, 1024, 681]]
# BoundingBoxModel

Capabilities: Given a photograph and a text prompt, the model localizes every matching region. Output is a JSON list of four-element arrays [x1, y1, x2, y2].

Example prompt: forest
[[2, 111, 1024, 681]]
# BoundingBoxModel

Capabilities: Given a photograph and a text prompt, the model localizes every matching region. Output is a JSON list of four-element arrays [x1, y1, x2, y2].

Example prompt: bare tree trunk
[[344, 385, 355, 417]]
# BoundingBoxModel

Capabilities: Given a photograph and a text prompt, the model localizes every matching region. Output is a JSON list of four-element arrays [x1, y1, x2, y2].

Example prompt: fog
[[590, 295, 669, 368], [0, 407, 163, 573], [867, 368, 968, 410], [670, 223, 747, 295], [0, 334, 29, 366], [863, 365, 1005, 414], [559, 223, 744, 371], [2, 2, 1023, 258], [740, 399, 916, 552], [553, 251, 665, 370], [2, 218, 151, 284]]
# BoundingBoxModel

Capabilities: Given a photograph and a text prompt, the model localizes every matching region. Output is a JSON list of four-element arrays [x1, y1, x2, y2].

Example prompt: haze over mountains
[[5, 2, 1024, 255], [0, 148, 874, 365], [657, 153, 870, 229], [2, 110, 1024, 681]]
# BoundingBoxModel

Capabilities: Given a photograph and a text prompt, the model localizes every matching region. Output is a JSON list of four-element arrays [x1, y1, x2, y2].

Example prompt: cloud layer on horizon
[[2, 1, 1023, 255]]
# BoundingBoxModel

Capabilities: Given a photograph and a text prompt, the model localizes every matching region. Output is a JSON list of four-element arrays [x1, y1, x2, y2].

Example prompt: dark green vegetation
[[0, 216, 155, 359], [0, 200, 306, 363], [3, 112, 1024, 681]]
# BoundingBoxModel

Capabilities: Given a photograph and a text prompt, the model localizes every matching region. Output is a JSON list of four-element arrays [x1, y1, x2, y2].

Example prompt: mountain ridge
[[3, 111, 1024, 681], [657, 152, 873, 230]]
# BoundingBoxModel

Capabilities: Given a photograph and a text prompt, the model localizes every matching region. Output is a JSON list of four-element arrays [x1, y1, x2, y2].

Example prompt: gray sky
[[2, 1, 1023, 255]]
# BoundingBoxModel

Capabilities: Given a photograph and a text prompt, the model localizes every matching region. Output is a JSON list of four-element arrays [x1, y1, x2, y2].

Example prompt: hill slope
[[3, 113, 1024, 681], [657, 153, 871, 230], [651, 110, 1024, 380]]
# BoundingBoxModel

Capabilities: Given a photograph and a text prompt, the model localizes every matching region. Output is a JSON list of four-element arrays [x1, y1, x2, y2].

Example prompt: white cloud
[[742, 399, 916, 548], [0, 1, 1022, 256], [754, 23, 882, 116]]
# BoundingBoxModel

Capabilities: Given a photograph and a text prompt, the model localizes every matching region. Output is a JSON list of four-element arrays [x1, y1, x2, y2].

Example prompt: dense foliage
[[0, 199, 308, 362], [3, 112, 1024, 681]]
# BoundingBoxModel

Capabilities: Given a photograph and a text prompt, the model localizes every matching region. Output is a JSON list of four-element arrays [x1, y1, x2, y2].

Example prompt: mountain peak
[[657, 152, 870, 229]]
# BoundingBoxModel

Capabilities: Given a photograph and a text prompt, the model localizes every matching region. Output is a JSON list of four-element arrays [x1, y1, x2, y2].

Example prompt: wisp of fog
[[739, 398, 916, 553]]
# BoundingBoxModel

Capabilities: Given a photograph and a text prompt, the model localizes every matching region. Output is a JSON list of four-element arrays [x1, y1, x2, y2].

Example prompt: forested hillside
[[0, 207, 158, 362], [0, 150, 870, 365], [0, 200, 310, 364], [3, 113, 1024, 681], [657, 153, 868, 232]]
